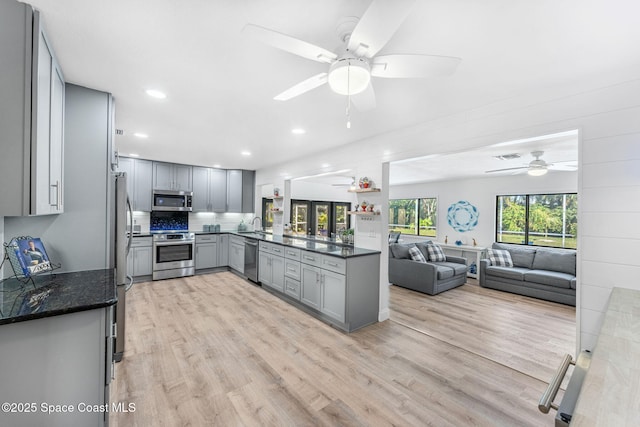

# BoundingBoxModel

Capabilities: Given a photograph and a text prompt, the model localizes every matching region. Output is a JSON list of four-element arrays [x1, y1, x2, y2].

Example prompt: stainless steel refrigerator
[[114, 171, 132, 362]]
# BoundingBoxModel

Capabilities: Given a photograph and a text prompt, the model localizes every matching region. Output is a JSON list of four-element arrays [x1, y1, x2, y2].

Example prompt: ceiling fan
[[242, 0, 461, 117], [485, 151, 577, 176]]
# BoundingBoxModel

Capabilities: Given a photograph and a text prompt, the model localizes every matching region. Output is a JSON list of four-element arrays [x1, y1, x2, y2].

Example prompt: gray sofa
[[389, 242, 468, 295], [479, 242, 576, 306]]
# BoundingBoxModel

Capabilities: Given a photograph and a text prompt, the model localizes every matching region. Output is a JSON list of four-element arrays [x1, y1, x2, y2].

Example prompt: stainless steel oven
[[152, 232, 195, 280]]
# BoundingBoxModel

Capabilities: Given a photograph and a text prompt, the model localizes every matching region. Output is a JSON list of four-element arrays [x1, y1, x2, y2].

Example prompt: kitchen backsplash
[[132, 212, 255, 233]]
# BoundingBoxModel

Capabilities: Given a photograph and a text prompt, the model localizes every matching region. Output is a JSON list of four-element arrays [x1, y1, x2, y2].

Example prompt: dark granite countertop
[[131, 231, 380, 258], [0, 269, 116, 325]]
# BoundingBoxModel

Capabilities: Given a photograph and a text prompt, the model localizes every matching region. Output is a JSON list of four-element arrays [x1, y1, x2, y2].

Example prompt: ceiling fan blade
[[243, 24, 337, 64], [273, 73, 328, 101], [549, 164, 578, 171], [485, 166, 529, 174], [371, 54, 462, 78], [350, 83, 376, 111], [347, 0, 415, 58]]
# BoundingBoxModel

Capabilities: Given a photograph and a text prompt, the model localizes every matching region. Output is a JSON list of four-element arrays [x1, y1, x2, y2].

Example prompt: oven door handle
[[154, 241, 196, 247]]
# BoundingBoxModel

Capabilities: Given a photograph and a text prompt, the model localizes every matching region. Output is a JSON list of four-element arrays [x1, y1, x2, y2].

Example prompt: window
[[389, 198, 437, 237], [290, 199, 351, 237], [496, 193, 577, 249], [261, 198, 274, 232]]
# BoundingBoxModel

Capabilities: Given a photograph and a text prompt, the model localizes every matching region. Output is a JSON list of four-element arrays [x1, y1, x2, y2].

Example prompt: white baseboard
[[378, 308, 390, 322]]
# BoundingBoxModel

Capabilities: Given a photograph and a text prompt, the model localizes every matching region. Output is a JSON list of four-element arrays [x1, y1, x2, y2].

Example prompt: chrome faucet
[[251, 216, 262, 232]]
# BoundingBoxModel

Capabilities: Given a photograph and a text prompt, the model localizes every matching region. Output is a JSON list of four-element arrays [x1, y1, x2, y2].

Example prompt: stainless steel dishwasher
[[244, 238, 259, 283]]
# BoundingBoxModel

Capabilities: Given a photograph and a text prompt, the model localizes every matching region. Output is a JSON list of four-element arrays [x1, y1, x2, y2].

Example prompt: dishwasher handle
[[245, 239, 258, 246]]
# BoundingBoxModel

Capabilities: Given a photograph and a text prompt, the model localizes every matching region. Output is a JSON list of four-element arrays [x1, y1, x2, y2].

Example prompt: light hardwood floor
[[110, 272, 575, 426]]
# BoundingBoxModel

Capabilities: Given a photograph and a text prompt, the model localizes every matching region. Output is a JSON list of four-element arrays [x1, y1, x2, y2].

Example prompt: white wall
[[290, 181, 354, 203], [390, 171, 578, 247]]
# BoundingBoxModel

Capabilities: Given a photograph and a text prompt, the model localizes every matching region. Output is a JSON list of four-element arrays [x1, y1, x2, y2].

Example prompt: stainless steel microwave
[[152, 190, 193, 211]]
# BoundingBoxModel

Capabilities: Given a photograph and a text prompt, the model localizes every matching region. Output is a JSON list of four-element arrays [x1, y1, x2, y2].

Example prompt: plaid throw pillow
[[488, 249, 513, 267], [427, 243, 446, 262], [408, 245, 427, 263]]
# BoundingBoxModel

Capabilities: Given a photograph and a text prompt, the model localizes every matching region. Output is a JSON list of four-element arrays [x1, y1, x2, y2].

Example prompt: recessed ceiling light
[[241, 150, 251, 156], [213, 164, 221, 168], [291, 128, 306, 135], [321, 163, 330, 168], [145, 89, 167, 99], [129, 153, 140, 157], [133, 132, 148, 138]]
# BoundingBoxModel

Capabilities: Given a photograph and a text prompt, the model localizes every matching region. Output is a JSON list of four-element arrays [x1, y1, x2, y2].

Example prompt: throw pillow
[[390, 243, 411, 259], [426, 243, 446, 262], [488, 248, 514, 267], [408, 245, 427, 263]]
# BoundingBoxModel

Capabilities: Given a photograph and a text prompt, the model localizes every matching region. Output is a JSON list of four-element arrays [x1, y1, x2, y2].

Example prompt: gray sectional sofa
[[389, 241, 468, 295], [479, 242, 576, 306]]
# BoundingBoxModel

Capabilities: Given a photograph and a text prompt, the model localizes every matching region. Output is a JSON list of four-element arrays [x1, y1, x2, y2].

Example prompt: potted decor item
[[273, 187, 280, 197], [360, 200, 369, 211], [359, 177, 370, 189]]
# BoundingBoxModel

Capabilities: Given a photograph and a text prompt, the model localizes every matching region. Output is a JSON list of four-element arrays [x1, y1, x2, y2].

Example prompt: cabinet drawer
[[259, 241, 270, 252], [131, 236, 152, 247], [197, 234, 217, 243], [284, 277, 301, 300], [284, 247, 301, 261], [321, 255, 346, 274], [300, 250, 322, 267], [230, 236, 245, 246], [270, 244, 284, 256], [284, 259, 301, 281]]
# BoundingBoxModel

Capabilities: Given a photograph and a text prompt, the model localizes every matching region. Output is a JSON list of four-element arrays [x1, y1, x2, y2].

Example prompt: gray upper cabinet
[[153, 161, 192, 191], [227, 170, 255, 213], [0, 2, 65, 216], [119, 157, 152, 211], [193, 167, 227, 212]]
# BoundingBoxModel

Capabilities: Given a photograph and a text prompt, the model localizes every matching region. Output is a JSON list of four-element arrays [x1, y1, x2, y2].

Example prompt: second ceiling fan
[[243, 0, 461, 113]]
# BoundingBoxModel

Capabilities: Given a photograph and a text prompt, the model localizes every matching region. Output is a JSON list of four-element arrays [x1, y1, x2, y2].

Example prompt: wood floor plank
[[111, 272, 574, 426]]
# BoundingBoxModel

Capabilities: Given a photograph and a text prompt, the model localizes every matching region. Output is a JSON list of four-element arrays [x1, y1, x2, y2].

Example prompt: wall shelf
[[347, 211, 380, 216], [348, 188, 380, 193], [269, 196, 284, 200]]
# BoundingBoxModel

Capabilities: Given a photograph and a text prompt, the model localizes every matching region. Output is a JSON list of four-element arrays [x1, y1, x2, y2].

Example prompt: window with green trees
[[389, 198, 437, 236], [496, 193, 577, 249]]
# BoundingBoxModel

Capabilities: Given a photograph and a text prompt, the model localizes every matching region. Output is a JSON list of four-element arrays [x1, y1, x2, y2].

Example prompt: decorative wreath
[[447, 200, 479, 232]]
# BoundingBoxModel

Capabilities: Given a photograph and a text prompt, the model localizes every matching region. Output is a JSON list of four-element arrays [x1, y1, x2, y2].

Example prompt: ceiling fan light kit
[[527, 166, 548, 176], [328, 58, 371, 95]]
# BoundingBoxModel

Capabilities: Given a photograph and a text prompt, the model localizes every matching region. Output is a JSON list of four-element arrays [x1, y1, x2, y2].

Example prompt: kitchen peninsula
[[0, 270, 116, 427]]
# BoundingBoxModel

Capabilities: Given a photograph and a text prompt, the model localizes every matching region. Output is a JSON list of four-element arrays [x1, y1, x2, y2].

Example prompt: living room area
[[385, 129, 578, 389]]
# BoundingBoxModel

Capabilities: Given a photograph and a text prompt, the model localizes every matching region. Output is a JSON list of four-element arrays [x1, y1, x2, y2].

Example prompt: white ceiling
[[25, 0, 640, 176]]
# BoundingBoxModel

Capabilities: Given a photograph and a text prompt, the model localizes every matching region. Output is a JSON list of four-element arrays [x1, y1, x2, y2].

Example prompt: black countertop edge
[[0, 269, 117, 326]]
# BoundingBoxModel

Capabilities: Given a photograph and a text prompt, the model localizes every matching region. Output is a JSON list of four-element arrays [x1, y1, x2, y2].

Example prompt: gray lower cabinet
[[320, 269, 346, 323], [153, 161, 192, 191], [1, 1, 65, 216], [118, 157, 152, 211], [127, 237, 152, 279], [258, 242, 285, 292], [218, 234, 229, 266], [195, 235, 218, 270], [0, 307, 113, 426], [301, 263, 322, 310], [193, 167, 227, 212], [229, 237, 245, 273]]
